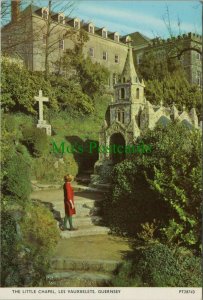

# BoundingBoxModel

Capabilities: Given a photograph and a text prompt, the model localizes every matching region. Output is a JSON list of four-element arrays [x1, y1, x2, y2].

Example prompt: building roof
[[123, 31, 152, 48], [121, 45, 139, 83]]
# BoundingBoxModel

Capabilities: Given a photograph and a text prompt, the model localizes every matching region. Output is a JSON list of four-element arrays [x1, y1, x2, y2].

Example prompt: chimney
[[11, 0, 21, 23]]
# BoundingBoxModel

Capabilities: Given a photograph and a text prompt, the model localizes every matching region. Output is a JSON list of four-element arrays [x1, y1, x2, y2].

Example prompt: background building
[[130, 32, 202, 86], [2, 1, 202, 87]]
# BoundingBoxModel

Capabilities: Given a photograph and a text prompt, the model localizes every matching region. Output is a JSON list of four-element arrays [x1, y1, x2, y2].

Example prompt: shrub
[[1, 210, 20, 286], [31, 153, 78, 183], [111, 261, 142, 287], [1, 56, 57, 114], [19, 202, 60, 286], [22, 126, 49, 157], [105, 123, 201, 250], [2, 152, 32, 207], [1, 202, 60, 287], [134, 243, 201, 287], [112, 243, 201, 287]]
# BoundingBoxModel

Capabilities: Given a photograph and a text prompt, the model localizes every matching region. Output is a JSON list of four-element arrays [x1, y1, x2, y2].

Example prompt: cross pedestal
[[34, 90, 52, 136]]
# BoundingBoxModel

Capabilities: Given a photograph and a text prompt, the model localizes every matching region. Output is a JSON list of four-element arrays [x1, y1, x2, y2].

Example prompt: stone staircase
[[31, 186, 130, 287], [47, 258, 121, 286]]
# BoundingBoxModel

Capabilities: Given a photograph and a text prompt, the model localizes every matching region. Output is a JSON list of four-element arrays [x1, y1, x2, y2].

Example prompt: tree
[[105, 123, 201, 250], [1, 56, 58, 113], [57, 46, 109, 98], [137, 51, 201, 115]]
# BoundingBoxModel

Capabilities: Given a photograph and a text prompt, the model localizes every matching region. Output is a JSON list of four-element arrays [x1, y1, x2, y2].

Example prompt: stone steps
[[73, 216, 103, 227], [50, 258, 120, 273], [47, 270, 111, 287], [47, 258, 120, 287], [31, 181, 106, 193], [60, 225, 109, 239], [31, 187, 130, 287]]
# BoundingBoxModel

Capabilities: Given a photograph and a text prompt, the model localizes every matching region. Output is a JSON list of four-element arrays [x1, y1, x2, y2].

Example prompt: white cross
[[34, 90, 49, 122]]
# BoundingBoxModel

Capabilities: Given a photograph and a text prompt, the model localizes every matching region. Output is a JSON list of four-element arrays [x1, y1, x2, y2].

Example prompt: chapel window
[[117, 110, 125, 123], [121, 88, 125, 99], [136, 88, 139, 99]]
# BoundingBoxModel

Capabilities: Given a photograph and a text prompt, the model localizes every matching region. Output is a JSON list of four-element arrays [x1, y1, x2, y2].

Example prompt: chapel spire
[[121, 43, 139, 84]]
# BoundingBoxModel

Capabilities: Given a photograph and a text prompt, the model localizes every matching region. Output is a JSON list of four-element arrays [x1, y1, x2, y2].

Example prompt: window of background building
[[42, 34, 46, 45], [103, 51, 108, 60], [137, 55, 142, 65], [102, 30, 107, 38], [89, 26, 94, 34], [89, 47, 94, 57], [115, 55, 119, 63], [74, 21, 80, 29], [113, 73, 117, 85], [8, 35, 11, 45], [42, 9, 48, 19], [59, 15, 64, 24], [114, 35, 119, 42], [197, 71, 202, 86], [196, 52, 201, 60], [59, 39, 64, 50]]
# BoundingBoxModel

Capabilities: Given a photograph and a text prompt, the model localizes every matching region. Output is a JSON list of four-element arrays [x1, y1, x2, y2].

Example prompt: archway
[[110, 133, 126, 164]]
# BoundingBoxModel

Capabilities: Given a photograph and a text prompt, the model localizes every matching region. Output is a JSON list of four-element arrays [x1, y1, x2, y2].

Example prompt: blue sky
[[21, 0, 201, 38], [72, 0, 201, 38]]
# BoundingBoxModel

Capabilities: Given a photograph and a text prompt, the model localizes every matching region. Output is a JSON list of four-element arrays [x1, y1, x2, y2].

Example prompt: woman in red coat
[[63, 174, 77, 231]]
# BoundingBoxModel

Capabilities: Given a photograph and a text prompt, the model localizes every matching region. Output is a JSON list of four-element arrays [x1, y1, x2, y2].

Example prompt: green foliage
[[136, 51, 201, 115], [1, 210, 20, 286], [49, 76, 94, 115], [22, 126, 49, 157], [145, 70, 201, 114], [111, 261, 142, 287], [2, 53, 108, 117], [32, 153, 78, 183], [136, 51, 181, 81], [134, 243, 201, 287], [1, 115, 60, 286], [75, 56, 109, 97], [19, 202, 60, 286], [57, 49, 109, 98], [112, 243, 201, 287], [20, 202, 60, 256], [2, 152, 32, 207], [1, 56, 57, 114], [137, 220, 158, 243], [105, 123, 201, 250], [1, 203, 60, 287]]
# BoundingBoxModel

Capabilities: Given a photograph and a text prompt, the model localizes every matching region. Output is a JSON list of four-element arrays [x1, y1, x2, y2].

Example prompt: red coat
[[63, 182, 76, 216]]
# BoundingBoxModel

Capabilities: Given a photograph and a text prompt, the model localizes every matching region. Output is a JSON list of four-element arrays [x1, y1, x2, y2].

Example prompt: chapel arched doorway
[[110, 133, 126, 164]]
